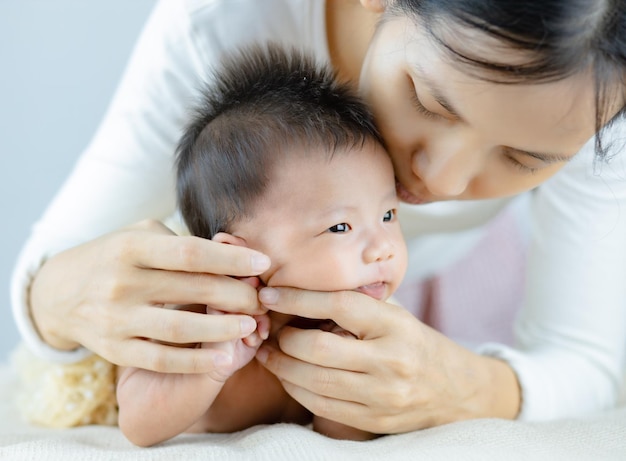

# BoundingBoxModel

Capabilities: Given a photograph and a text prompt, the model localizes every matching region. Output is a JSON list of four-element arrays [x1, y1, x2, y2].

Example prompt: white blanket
[[1, 365, 625, 461]]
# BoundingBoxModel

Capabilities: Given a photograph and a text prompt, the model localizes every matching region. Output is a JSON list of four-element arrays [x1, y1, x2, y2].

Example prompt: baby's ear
[[212, 232, 248, 248], [213, 233, 265, 287]]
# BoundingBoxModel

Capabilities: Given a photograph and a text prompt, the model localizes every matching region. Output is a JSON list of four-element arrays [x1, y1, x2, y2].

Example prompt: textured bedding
[[1, 363, 625, 461]]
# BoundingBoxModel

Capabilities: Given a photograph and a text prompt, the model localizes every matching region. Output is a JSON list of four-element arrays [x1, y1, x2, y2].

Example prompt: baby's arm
[[198, 359, 311, 433], [117, 305, 268, 447], [117, 364, 227, 447]]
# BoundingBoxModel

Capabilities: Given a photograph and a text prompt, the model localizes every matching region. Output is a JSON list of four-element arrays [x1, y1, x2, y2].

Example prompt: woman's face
[[358, 14, 615, 204]]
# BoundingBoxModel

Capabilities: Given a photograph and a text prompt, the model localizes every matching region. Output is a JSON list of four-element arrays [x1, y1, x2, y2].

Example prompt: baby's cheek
[[302, 257, 361, 292], [267, 253, 361, 292]]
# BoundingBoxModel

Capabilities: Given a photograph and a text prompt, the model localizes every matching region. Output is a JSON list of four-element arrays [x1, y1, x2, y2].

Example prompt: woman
[[12, 0, 626, 433]]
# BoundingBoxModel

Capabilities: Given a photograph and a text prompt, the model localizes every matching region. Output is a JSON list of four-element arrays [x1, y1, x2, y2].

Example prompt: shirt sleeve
[[11, 0, 208, 361], [11, 0, 325, 362], [479, 121, 626, 420]]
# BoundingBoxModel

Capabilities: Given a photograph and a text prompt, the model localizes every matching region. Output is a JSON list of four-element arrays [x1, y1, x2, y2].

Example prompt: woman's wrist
[[438, 343, 521, 424], [29, 256, 81, 351], [479, 355, 521, 420]]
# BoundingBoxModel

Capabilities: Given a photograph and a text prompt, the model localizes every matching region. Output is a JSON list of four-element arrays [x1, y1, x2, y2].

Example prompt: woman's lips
[[355, 282, 388, 300], [395, 180, 429, 205]]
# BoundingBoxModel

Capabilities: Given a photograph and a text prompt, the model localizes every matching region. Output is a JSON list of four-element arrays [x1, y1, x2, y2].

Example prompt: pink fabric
[[395, 207, 528, 347]]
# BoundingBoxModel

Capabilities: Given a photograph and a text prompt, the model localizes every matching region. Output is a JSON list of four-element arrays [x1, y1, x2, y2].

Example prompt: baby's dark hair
[[176, 44, 382, 239], [389, 0, 626, 160]]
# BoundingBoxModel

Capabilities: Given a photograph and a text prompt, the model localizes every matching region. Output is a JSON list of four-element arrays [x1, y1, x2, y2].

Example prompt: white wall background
[[0, 1, 157, 361]]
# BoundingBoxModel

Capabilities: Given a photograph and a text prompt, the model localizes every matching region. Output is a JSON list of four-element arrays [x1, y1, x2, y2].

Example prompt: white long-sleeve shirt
[[11, 0, 626, 422]]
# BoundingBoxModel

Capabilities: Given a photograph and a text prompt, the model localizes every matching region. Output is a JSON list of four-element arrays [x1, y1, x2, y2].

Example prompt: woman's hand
[[201, 307, 270, 382], [30, 220, 271, 373], [255, 287, 521, 433]]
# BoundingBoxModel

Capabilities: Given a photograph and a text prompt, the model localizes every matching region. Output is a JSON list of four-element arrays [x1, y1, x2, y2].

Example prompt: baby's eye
[[383, 209, 396, 222], [327, 223, 351, 233]]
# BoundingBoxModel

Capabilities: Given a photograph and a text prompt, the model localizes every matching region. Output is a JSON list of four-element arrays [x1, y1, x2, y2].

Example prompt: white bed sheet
[[1, 364, 625, 461]]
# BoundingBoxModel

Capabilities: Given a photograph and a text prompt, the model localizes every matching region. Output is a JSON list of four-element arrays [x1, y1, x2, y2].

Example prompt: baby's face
[[229, 140, 407, 301]]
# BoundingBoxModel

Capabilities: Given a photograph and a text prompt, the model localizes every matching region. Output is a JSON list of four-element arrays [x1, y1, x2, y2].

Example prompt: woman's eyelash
[[410, 91, 441, 120], [504, 155, 539, 175], [409, 82, 540, 176]]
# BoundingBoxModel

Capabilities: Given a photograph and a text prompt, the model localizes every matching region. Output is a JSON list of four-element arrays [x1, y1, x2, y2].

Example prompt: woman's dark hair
[[176, 44, 382, 239], [389, 0, 626, 160]]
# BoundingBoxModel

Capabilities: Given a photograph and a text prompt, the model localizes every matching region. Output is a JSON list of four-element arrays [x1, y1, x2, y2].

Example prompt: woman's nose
[[413, 129, 484, 197]]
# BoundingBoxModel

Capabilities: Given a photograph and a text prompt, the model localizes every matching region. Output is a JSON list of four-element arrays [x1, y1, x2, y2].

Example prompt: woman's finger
[[256, 343, 373, 403], [125, 306, 258, 345], [127, 230, 270, 276], [278, 378, 376, 431], [271, 327, 370, 371], [259, 287, 402, 339], [127, 269, 265, 315], [111, 339, 234, 375]]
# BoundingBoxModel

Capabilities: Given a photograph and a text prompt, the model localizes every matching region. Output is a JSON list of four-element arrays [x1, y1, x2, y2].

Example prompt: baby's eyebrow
[[319, 205, 356, 219]]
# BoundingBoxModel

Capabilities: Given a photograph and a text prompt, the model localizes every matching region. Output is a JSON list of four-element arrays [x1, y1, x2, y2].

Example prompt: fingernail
[[245, 334, 260, 348], [256, 346, 269, 364], [240, 316, 257, 334], [251, 254, 271, 272], [259, 287, 278, 305], [260, 323, 269, 340]]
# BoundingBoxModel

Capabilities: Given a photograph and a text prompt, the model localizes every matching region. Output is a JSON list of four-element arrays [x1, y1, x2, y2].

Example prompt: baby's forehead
[[256, 140, 391, 210], [265, 141, 374, 183], [268, 137, 384, 171]]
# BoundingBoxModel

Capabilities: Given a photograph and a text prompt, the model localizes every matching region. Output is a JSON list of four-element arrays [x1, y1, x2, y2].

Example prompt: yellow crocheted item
[[11, 344, 118, 428]]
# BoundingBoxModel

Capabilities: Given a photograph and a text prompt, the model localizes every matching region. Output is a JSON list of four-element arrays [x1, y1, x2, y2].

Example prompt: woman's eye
[[328, 223, 351, 233], [503, 153, 540, 175], [383, 209, 396, 222], [410, 88, 442, 121]]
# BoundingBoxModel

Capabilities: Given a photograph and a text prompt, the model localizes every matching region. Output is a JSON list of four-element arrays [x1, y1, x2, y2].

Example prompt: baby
[[116, 44, 408, 446]]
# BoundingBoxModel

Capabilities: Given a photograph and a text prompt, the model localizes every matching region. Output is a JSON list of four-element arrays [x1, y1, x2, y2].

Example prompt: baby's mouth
[[355, 282, 387, 300]]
